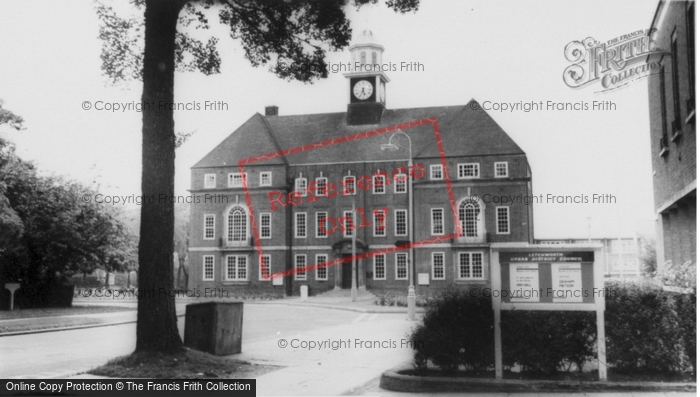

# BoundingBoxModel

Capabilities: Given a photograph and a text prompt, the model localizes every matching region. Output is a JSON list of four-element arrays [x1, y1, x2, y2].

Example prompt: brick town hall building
[[189, 31, 534, 296]]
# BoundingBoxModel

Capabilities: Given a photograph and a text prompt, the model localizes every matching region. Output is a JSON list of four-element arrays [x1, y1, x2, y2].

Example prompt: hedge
[[410, 281, 696, 375]]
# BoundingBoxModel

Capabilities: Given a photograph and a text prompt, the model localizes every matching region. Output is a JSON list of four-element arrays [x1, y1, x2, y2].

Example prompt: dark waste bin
[[184, 301, 243, 355]]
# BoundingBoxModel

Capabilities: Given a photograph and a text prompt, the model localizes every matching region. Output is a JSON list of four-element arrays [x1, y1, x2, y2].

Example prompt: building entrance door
[[341, 254, 355, 289]]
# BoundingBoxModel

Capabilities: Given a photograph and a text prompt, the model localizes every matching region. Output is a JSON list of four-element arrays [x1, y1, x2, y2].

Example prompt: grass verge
[[89, 348, 281, 379]]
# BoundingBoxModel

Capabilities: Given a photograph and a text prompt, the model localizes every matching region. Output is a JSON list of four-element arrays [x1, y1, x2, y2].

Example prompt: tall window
[[227, 206, 247, 242], [395, 209, 407, 236], [394, 172, 407, 193], [671, 33, 682, 125], [373, 175, 386, 194], [374, 254, 386, 280], [495, 162, 508, 177], [259, 213, 271, 239], [373, 208, 387, 237], [295, 254, 307, 280], [360, 51, 366, 64], [343, 176, 356, 195], [432, 252, 445, 280], [458, 252, 483, 279], [226, 255, 247, 280], [496, 207, 510, 234], [316, 212, 329, 238], [295, 212, 307, 238], [316, 254, 328, 280], [660, 65, 669, 141], [430, 164, 443, 180], [204, 214, 215, 240], [316, 177, 328, 196], [343, 210, 354, 237], [204, 174, 216, 188], [458, 163, 479, 179], [260, 172, 272, 186], [395, 253, 408, 280], [371, 51, 377, 64], [459, 198, 480, 237], [295, 177, 307, 197], [203, 255, 215, 281], [228, 172, 246, 187], [259, 255, 271, 280], [431, 208, 444, 235]]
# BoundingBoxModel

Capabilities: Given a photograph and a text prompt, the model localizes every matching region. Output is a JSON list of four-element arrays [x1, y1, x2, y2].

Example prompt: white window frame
[[316, 212, 329, 238], [259, 213, 271, 239], [260, 171, 272, 186], [295, 254, 307, 281], [315, 177, 328, 196], [394, 209, 408, 236], [495, 162, 508, 178], [295, 177, 308, 197], [343, 210, 354, 237], [226, 205, 249, 243], [395, 253, 408, 280], [457, 163, 480, 179], [295, 212, 307, 238], [429, 164, 444, 180], [432, 252, 446, 280], [374, 254, 386, 280], [373, 175, 386, 194], [228, 172, 247, 188], [204, 214, 215, 240], [225, 255, 248, 281], [203, 255, 215, 281], [431, 208, 444, 236], [343, 176, 356, 195], [373, 209, 387, 237], [259, 254, 271, 280], [316, 254, 328, 280], [457, 252, 484, 280], [394, 172, 407, 193], [496, 206, 510, 234], [204, 173, 216, 188]]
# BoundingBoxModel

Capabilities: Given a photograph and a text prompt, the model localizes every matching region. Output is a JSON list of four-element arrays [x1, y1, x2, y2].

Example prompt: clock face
[[353, 80, 373, 100]]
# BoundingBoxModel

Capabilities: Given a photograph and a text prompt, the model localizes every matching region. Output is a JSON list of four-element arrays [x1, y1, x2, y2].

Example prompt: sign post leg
[[596, 308, 607, 381], [494, 307, 503, 379]]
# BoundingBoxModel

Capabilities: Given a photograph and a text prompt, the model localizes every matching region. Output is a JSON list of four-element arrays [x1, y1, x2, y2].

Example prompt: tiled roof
[[192, 100, 525, 168]]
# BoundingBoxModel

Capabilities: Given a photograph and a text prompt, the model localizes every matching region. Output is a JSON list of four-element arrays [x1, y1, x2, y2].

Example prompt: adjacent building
[[189, 32, 534, 296], [647, 0, 696, 268]]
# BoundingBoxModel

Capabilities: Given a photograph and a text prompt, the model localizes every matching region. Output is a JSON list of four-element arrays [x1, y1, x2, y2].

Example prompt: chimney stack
[[265, 105, 279, 116]]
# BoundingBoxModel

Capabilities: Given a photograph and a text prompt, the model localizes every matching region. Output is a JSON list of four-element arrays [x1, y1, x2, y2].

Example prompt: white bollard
[[300, 285, 308, 301]]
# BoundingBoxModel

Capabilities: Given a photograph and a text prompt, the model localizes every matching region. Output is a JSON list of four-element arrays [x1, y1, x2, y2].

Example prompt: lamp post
[[381, 131, 416, 321]]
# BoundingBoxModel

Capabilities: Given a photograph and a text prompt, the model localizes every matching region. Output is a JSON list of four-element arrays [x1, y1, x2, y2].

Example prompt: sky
[[0, 0, 665, 239]]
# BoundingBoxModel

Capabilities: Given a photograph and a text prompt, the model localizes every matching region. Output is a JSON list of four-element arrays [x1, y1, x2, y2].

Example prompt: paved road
[[0, 304, 367, 379]]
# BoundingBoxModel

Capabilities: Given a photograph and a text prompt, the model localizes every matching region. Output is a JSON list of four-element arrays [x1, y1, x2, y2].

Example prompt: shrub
[[502, 311, 595, 374], [409, 287, 493, 372], [674, 291, 696, 373], [605, 280, 688, 374]]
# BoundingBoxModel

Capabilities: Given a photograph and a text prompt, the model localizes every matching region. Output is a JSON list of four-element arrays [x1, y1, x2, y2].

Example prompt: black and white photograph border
[[0, 0, 696, 396]]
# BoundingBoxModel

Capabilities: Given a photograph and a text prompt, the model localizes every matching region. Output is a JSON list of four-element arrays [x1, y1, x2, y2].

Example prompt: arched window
[[227, 206, 248, 242], [459, 198, 481, 237], [371, 52, 377, 65], [360, 51, 366, 64]]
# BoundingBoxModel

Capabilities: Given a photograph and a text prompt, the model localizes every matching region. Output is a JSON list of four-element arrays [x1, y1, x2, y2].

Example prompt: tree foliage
[[96, 0, 419, 84], [0, 138, 137, 300]]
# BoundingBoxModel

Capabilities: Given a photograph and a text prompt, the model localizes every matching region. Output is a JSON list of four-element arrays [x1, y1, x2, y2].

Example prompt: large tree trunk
[[135, 0, 187, 353]]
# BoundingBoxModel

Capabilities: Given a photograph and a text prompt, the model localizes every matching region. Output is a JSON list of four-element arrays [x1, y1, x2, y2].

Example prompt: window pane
[[374, 255, 386, 279], [395, 210, 407, 236], [459, 200, 480, 237], [396, 253, 408, 279], [228, 207, 247, 242]]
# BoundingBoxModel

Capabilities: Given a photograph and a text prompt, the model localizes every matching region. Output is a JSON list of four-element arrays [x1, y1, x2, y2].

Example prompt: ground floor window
[[295, 254, 307, 280], [316, 254, 328, 280], [226, 255, 248, 281], [374, 254, 386, 280], [432, 252, 445, 280], [259, 254, 271, 280], [458, 252, 484, 279], [395, 253, 408, 280], [203, 255, 215, 280]]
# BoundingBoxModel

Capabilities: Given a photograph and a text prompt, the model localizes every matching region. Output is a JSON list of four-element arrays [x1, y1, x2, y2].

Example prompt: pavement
[[2, 296, 695, 397]]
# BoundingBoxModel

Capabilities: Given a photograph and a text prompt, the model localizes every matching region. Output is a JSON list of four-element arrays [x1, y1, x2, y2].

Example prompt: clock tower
[[344, 30, 390, 125]]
